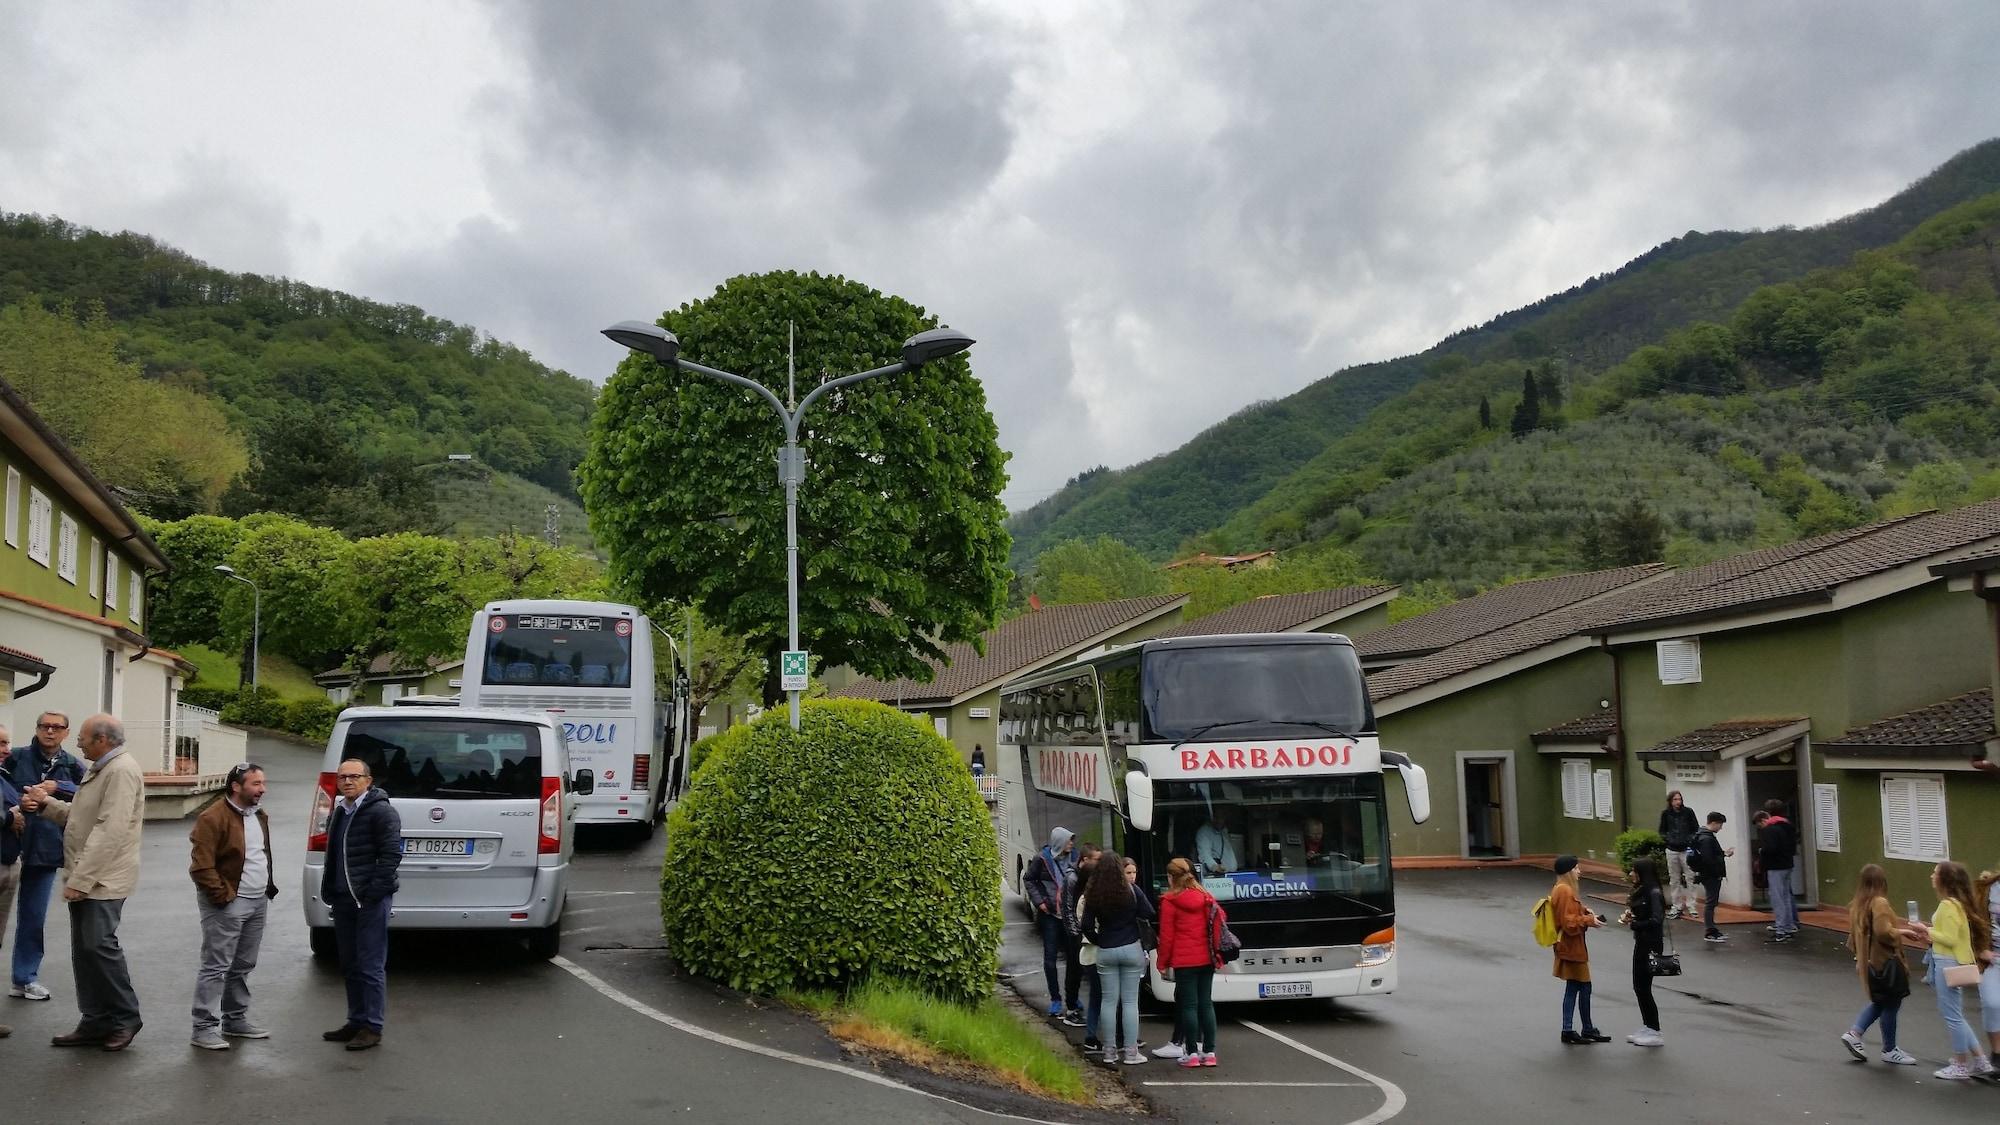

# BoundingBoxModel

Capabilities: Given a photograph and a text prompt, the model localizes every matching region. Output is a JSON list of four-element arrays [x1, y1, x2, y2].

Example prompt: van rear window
[[343, 719, 544, 800]]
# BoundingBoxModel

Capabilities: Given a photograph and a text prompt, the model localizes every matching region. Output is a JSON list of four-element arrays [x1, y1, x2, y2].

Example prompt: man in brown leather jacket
[[186, 763, 278, 1051]]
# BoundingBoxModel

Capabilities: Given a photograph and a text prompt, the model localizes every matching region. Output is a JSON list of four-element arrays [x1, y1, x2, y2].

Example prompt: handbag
[[1205, 899, 1242, 964], [1943, 961, 1983, 988], [1869, 954, 1912, 1003], [1646, 900, 1681, 976], [1132, 885, 1158, 951], [1079, 940, 1098, 967]]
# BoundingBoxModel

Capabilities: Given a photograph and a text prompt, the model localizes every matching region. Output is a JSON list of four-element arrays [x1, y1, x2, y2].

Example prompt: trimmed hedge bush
[[180, 685, 235, 712], [1614, 827, 1666, 872], [211, 686, 337, 742], [662, 699, 1001, 1002], [684, 722, 748, 781]]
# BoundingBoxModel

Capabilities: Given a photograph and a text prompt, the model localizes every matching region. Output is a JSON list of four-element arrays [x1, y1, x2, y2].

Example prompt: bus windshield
[[1142, 643, 1371, 743], [483, 614, 634, 688], [1151, 775, 1390, 906]]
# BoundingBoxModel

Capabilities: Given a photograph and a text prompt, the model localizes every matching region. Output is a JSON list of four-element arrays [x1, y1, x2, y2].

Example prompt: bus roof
[[999, 631, 1356, 695], [480, 599, 643, 618]]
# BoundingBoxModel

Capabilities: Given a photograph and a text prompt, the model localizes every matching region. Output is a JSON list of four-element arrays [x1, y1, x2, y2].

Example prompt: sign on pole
[[780, 650, 810, 692]]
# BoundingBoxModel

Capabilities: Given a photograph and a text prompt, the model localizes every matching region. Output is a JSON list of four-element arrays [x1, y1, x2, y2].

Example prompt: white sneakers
[[1102, 1047, 1149, 1065], [1881, 1049, 1916, 1066], [1840, 1031, 1866, 1060], [1152, 1042, 1187, 1059], [1626, 1028, 1664, 1048], [7, 983, 50, 1001], [1934, 1062, 1972, 1081]]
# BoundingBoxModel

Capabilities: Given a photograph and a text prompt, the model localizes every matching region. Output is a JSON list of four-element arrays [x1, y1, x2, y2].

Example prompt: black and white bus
[[996, 633, 1431, 1003]]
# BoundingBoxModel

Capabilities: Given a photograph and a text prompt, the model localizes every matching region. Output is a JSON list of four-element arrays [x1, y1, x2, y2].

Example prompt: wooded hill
[[1008, 139, 2000, 588], [0, 213, 595, 535]]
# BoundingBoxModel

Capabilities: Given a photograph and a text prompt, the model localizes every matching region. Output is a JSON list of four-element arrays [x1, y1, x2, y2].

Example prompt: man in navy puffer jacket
[[320, 759, 401, 1051]]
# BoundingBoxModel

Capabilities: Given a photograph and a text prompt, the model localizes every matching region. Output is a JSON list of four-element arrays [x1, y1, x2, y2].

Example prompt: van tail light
[[631, 753, 650, 790], [307, 772, 337, 851], [539, 775, 561, 854]]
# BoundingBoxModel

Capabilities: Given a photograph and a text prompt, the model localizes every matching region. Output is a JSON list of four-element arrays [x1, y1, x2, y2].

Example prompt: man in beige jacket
[[21, 713, 145, 1051]]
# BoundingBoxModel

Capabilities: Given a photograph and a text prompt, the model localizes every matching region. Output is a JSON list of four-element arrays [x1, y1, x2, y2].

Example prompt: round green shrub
[[684, 722, 749, 781], [662, 699, 1001, 1002], [1614, 827, 1666, 872], [283, 698, 340, 742]]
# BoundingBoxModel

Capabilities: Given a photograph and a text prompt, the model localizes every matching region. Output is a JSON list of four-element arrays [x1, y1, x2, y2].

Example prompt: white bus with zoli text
[[997, 632, 1431, 1004], [459, 599, 690, 836]]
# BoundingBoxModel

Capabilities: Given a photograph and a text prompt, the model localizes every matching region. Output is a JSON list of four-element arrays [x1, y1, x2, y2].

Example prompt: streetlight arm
[[673, 358, 792, 424], [792, 361, 909, 431]]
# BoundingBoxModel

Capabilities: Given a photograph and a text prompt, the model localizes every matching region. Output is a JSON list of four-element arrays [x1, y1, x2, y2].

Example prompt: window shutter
[[26, 489, 51, 566], [56, 514, 77, 583], [1911, 776, 1947, 859], [1593, 768, 1615, 822], [4, 466, 18, 547], [89, 539, 102, 600], [1561, 760, 1590, 819], [1812, 783, 1840, 852], [1882, 775, 1947, 861], [104, 554, 118, 610], [1656, 638, 1702, 684], [128, 570, 142, 625]]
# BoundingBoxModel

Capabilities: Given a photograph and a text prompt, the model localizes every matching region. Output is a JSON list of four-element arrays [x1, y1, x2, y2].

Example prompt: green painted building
[[315, 653, 464, 706]]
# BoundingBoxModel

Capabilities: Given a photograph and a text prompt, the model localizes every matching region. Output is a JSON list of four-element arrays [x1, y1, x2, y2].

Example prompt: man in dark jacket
[[3, 711, 86, 1002], [1758, 800, 1798, 942], [1689, 812, 1734, 943], [320, 759, 401, 1050], [0, 725, 17, 1040], [1023, 827, 1074, 1017]]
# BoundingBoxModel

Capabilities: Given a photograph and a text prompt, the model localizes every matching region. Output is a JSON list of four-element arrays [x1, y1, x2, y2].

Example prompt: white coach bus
[[459, 599, 689, 836], [996, 633, 1431, 1004]]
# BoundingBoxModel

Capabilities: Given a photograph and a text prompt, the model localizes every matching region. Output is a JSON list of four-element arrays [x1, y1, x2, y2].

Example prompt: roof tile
[[1821, 689, 1995, 752], [1533, 711, 1620, 740], [1357, 565, 1665, 659], [1156, 585, 1395, 639], [1636, 718, 1806, 759]]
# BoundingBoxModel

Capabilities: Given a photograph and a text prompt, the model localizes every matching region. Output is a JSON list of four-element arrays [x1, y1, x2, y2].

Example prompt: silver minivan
[[301, 706, 585, 960]]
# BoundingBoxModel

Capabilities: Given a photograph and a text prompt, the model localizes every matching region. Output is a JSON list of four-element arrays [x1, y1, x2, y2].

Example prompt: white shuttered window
[[104, 553, 117, 611], [56, 514, 77, 583], [1813, 784, 1841, 852], [1881, 775, 1948, 862], [1561, 760, 1593, 819], [1656, 638, 1702, 684], [128, 570, 142, 625], [3, 466, 18, 547], [26, 488, 52, 566], [1593, 768, 1615, 822]]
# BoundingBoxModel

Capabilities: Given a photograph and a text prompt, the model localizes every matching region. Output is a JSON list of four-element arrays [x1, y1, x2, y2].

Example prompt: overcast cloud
[[2, 1, 1996, 508]]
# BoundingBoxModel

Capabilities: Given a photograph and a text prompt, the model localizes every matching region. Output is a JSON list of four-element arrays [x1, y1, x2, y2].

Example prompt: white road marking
[[1236, 1019, 1407, 1125], [1152, 1072, 1368, 1080], [552, 956, 1086, 1124], [569, 890, 642, 897]]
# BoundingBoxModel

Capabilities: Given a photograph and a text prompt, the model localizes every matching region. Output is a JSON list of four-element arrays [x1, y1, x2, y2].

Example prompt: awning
[[1635, 718, 1809, 763]]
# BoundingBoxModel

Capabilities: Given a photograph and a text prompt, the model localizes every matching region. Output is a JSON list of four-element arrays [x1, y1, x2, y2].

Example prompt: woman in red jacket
[[1155, 857, 1224, 1068]]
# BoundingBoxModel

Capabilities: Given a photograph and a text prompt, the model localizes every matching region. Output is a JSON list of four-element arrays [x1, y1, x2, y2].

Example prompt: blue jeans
[[1036, 913, 1065, 1008], [1095, 942, 1144, 1051], [1933, 954, 1980, 1054], [1561, 980, 1595, 1032], [1853, 999, 1900, 1051], [12, 864, 58, 986], [1083, 951, 1103, 1038], [1766, 869, 1798, 934], [332, 897, 392, 1031]]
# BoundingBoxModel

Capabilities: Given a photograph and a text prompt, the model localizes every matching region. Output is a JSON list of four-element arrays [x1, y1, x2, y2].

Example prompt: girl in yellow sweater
[[1901, 861, 1993, 1081]]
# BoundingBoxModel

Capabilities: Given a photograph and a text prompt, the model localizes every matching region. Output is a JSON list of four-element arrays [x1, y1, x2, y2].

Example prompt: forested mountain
[[0, 213, 595, 531], [1008, 139, 2000, 567]]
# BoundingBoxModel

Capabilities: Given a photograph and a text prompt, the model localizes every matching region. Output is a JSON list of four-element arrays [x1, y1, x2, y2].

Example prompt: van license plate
[[402, 838, 472, 856], [1258, 981, 1311, 999]]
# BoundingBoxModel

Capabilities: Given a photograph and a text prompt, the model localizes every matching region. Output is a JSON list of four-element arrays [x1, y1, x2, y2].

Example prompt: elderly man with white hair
[[20, 713, 147, 1051]]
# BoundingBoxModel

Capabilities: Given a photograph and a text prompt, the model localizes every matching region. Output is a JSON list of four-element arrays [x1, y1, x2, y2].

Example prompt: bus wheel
[[309, 927, 336, 962]]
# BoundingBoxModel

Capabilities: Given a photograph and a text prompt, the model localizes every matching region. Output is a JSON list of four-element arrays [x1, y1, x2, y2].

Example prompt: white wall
[[1643, 761, 1752, 907], [1, 604, 178, 771]]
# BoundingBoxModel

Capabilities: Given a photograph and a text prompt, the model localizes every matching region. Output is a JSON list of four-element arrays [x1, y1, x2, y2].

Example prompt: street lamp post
[[214, 565, 261, 692], [603, 321, 975, 730]]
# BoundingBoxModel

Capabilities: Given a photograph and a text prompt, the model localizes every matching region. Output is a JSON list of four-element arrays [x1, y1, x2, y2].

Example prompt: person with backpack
[[1156, 856, 1223, 1068], [1620, 857, 1667, 1047], [1839, 864, 1915, 1066], [1758, 800, 1799, 942], [1657, 791, 1700, 919], [1550, 854, 1608, 1045], [1688, 812, 1734, 944], [1024, 827, 1076, 1018]]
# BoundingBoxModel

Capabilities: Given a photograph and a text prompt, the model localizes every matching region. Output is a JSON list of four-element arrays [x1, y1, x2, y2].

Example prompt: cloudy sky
[[4, 2, 1997, 508]]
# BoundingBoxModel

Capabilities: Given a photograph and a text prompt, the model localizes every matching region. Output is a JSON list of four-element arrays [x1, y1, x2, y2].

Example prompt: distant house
[[833, 594, 1189, 765], [0, 376, 196, 768], [1152, 585, 1398, 642], [316, 653, 464, 707], [1162, 551, 1277, 571], [1362, 565, 1669, 862]]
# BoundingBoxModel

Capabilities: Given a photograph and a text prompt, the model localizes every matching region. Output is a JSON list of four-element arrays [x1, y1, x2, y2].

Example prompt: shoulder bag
[[1646, 899, 1682, 977], [1869, 953, 1912, 1003], [1205, 898, 1242, 965]]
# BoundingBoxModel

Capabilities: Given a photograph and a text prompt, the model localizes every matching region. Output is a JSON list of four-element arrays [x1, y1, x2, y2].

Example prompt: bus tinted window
[[344, 718, 544, 800], [1142, 643, 1371, 742], [484, 615, 633, 688]]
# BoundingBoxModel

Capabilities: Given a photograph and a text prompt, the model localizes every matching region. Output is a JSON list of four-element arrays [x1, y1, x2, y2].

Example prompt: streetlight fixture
[[602, 319, 975, 730], [214, 565, 261, 692]]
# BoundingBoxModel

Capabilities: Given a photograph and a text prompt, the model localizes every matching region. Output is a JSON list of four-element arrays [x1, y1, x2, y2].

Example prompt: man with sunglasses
[[320, 758, 400, 1052], [187, 763, 278, 1050], [2, 712, 85, 1003]]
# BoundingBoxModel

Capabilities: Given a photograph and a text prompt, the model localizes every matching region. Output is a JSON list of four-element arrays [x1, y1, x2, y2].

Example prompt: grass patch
[[179, 643, 325, 703], [783, 979, 1090, 1103]]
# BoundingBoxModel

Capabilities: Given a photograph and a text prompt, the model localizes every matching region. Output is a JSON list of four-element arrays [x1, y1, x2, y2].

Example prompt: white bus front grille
[[478, 691, 633, 709]]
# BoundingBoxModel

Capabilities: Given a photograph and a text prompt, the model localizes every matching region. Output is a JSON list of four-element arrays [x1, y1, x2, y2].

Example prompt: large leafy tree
[[1029, 536, 1168, 605], [141, 515, 242, 649], [580, 272, 1010, 699]]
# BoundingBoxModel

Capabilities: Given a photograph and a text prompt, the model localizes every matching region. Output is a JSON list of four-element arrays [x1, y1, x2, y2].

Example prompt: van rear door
[[340, 716, 547, 909]]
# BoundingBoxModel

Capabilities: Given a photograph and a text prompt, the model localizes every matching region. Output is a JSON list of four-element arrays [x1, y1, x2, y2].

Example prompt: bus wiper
[[1269, 718, 1359, 740], [1171, 719, 1266, 751]]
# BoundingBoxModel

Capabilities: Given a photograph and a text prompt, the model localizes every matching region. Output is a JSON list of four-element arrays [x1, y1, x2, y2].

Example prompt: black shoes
[[346, 1028, 382, 1051], [323, 1025, 361, 1042], [1562, 1031, 1591, 1045], [1561, 1030, 1610, 1045]]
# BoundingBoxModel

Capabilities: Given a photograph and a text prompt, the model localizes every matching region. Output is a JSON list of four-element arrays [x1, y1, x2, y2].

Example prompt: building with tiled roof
[[1357, 564, 1666, 668], [1819, 690, 1995, 763], [315, 652, 466, 706], [2, 375, 213, 784], [832, 594, 1188, 764], [1154, 585, 1397, 640]]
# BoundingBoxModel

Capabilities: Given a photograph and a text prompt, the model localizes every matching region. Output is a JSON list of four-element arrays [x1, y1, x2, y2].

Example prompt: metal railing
[[125, 703, 248, 777]]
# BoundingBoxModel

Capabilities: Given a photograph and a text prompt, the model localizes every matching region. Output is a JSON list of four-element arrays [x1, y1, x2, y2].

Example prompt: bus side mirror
[[1125, 769, 1154, 832], [572, 770, 595, 796], [1398, 761, 1431, 824]]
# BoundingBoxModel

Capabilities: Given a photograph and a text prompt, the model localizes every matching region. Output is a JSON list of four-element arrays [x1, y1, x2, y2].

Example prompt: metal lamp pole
[[213, 565, 260, 692], [603, 322, 974, 730]]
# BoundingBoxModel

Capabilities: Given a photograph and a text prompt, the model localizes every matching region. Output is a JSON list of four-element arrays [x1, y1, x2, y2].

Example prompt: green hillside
[[426, 458, 599, 557], [1009, 139, 2000, 565], [0, 213, 596, 530]]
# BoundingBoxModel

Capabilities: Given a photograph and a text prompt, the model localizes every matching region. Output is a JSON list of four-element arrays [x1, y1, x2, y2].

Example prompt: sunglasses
[[36, 722, 68, 731]]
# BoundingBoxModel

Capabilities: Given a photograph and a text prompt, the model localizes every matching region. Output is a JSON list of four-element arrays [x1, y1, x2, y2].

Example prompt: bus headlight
[[1356, 925, 1396, 968]]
